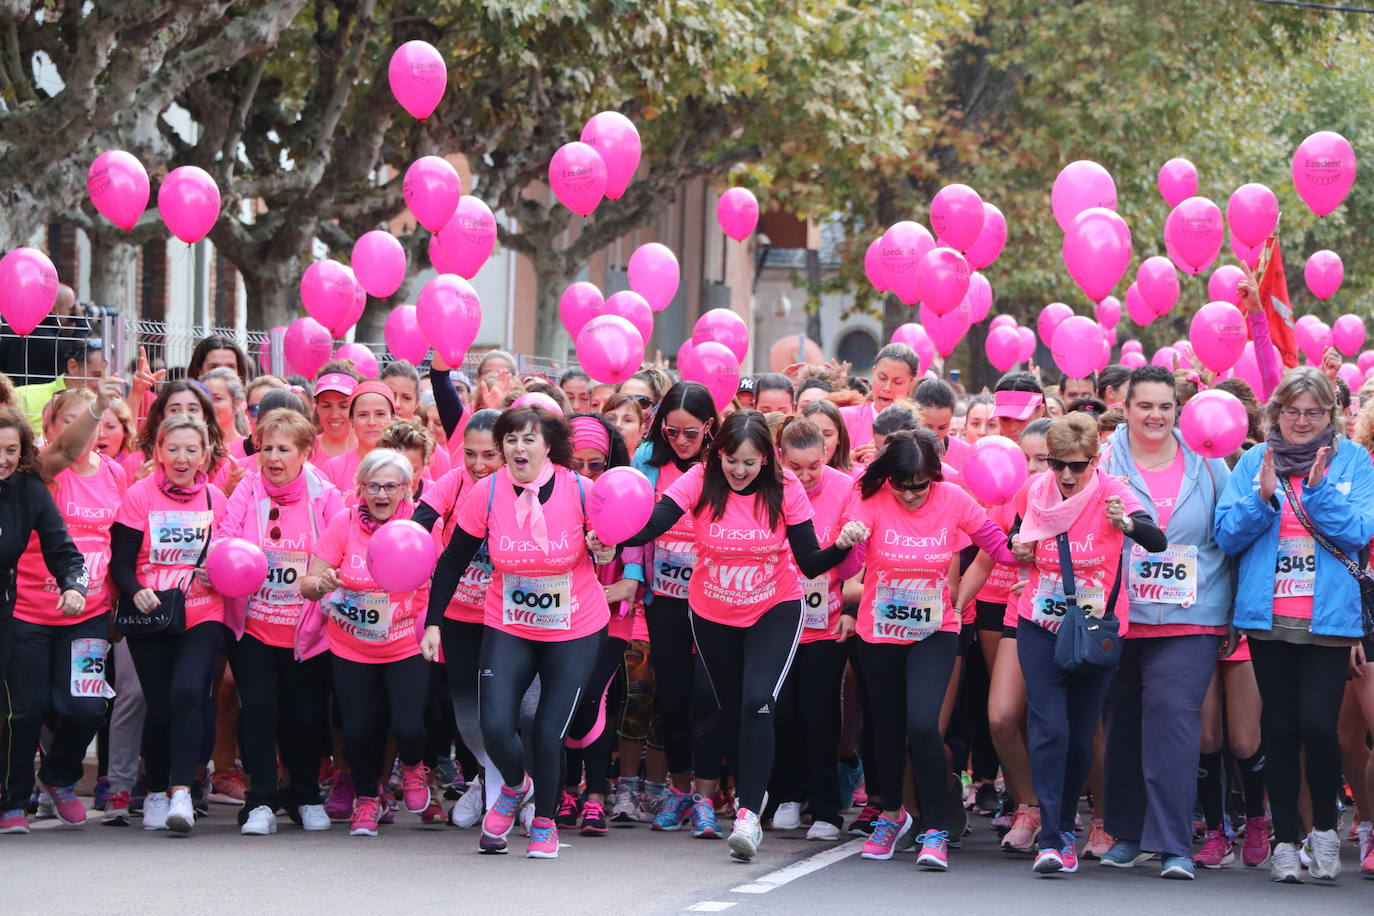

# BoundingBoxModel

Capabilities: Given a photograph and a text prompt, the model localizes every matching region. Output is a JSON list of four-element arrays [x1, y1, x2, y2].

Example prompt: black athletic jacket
[[0, 471, 87, 618]]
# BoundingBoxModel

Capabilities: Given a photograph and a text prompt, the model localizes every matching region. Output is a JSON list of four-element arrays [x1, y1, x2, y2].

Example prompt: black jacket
[[0, 471, 87, 617]]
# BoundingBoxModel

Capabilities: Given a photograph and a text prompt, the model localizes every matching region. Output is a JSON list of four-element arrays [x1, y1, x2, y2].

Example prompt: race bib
[[1128, 543, 1198, 606], [148, 510, 213, 566], [256, 549, 308, 607], [459, 543, 494, 591], [1032, 573, 1105, 632], [1274, 536, 1316, 597], [652, 543, 696, 599], [872, 581, 943, 642], [70, 638, 115, 699], [802, 574, 831, 629], [502, 573, 573, 630], [326, 589, 393, 641]]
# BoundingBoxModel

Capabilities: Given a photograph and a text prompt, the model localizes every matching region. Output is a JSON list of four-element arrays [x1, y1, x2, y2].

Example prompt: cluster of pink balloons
[[1051, 162, 1132, 304], [300, 259, 365, 337], [549, 112, 642, 216], [680, 310, 749, 410]]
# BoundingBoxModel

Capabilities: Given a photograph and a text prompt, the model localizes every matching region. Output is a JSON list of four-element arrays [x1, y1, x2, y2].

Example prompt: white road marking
[[729, 838, 865, 894], [683, 903, 737, 912]]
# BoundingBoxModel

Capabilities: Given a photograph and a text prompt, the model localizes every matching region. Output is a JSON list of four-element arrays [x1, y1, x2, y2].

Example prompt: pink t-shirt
[[312, 502, 430, 663], [323, 449, 364, 503], [975, 501, 1019, 606], [428, 444, 452, 480], [14, 455, 127, 626], [1273, 475, 1315, 620], [227, 437, 249, 461], [649, 461, 701, 601], [663, 464, 814, 626], [120, 450, 146, 483], [800, 465, 861, 644], [944, 435, 970, 473], [113, 476, 227, 629], [851, 481, 992, 644], [421, 466, 488, 624], [841, 403, 876, 450], [455, 466, 610, 642]]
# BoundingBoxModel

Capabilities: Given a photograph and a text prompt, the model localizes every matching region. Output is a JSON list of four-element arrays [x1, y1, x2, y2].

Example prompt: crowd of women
[[0, 323, 1372, 885]]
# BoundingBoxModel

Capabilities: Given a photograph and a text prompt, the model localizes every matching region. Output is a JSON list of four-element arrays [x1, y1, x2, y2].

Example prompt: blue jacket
[[1214, 437, 1374, 637], [1102, 426, 1234, 627]]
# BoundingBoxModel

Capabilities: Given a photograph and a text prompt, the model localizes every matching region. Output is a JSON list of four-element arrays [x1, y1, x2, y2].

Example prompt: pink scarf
[[513, 462, 557, 554], [156, 467, 208, 503], [262, 471, 307, 505], [1018, 467, 1102, 543]]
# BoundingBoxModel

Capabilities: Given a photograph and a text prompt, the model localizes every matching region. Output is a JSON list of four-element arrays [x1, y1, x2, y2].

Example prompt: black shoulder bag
[[114, 490, 212, 636], [1052, 532, 1123, 672], [1280, 477, 1374, 639]]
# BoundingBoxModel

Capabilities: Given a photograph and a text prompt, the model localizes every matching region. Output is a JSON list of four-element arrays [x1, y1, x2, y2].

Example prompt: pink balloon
[[1062, 207, 1132, 302], [1037, 302, 1074, 347], [559, 282, 604, 338], [1180, 390, 1248, 459], [628, 243, 680, 312], [206, 538, 268, 598], [157, 166, 220, 243], [1226, 183, 1279, 248], [1015, 326, 1037, 363], [879, 221, 935, 306], [989, 314, 1017, 331], [333, 342, 378, 379], [1359, 350, 1374, 375], [300, 260, 359, 336], [1095, 331, 1113, 373], [681, 340, 741, 412], [985, 325, 1022, 372], [384, 305, 428, 364], [1173, 340, 1196, 371], [964, 435, 1029, 506], [1052, 160, 1118, 232], [1339, 362, 1361, 390], [1136, 256, 1180, 317], [512, 392, 565, 415], [428, 235, 458, 274], [965, 272, 993, 323], [915, 247, 970, 316], [88, 150, 150, 231], [1304, 250, 1343, 301], [588, 466, 655, 543], [403, 156, 461, 233], [284, 317, 333, 378], [1095, 296, 1121, 330], [1157, 158, 1198, 208], [1231, 236, 1262, 270], [548, 142, 607, 216], [1297, 320, 1332, 366], [1189, 301, 1247, 373], [603, 290, 654, 346], [1121, 339, 1143, 355], [930, 184, 984, 252], [351, 231, 406, 298], [1152, 346, 1179, 370], [0, 247, 59, 335], [919, 300, 971, 358], [367, 520, 437, 593], [1296, 314, 1322, 331], [863, 237, 888, 292], [1332, 314, 1365, 357], [417, 274, 482, 365], [1125, 283, 1155, 326], [436, 196, 497, 280], [1050, 316, 1102, 379], [580, 111, 641, 201], [716, 188, 760, 242], [576, 314, 645, 385], [387, 41, 447, 119], [1120, 350, 1147, 369], [1207, 265, 1246, 305], [1292, 130, 1357, 217], [966, 202, 1007, 270], [692, 309, 749, 363], [1163, 197, 1224, 275], [890, 323, 936, 376]]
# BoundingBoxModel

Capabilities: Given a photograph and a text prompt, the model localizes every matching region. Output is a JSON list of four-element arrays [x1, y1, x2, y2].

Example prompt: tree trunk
[[531, 249, 576, 363], [87, 228, 141, 314], [805, 249, 823, 346], [241, 255, 304, 332]]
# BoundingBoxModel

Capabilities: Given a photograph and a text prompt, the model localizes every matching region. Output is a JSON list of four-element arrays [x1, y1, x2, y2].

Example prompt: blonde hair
[[1046, 411, 1100, 458], [378, 418, 435, 463], [43, 387, 96, 436], [253, 408, 317, 455]]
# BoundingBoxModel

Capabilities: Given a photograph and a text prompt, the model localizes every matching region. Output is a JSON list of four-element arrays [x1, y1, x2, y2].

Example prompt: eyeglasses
[[664, 424, 707, 443], [364, 482, 404, 496], [1047, 458, 1093, 474], [268, 506, 281, 541], [890, 478, 930, 492], [247, 404, 261, 419], [572, 458, 606, 475], [629, 395, 653, 409], [1279, 407, 1328, 422]]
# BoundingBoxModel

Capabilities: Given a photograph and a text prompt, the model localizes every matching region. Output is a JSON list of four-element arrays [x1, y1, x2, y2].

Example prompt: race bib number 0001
[[1128, 543, 1198, 606], [502, 573, 573, 630]]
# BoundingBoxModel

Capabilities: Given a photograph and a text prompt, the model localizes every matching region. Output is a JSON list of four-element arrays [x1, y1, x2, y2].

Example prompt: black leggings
[[331, 653, 429, 799], [643, 595, 696, 774], [856, 632, 958, 831], [564, 635, 628, 797], [479, 626, 606, 818], [127, 622, 225, 791], [229, 635, 329, 810], [1248, 638, 1349, 843], [771, 638, 847, 825], [691, 602, 803, 814]]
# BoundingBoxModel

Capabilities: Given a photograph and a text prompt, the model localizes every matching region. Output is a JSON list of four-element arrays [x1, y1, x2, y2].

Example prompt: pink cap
[[315, 372, 358, 398], [991, 390, 1043, 421]]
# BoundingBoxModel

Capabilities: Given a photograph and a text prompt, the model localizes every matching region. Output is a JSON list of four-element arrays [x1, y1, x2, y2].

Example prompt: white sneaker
[[298, 804, 330, 831], [142, 792, 170, 831], [610, 777, 639, 823], [806, 819, 841, 841], [449, 783, 484, 829], [728, 808, 763, 861], [517, 799, 535, 836], [1357, 820, 1373, 860], [1270, 841, 1303, 883], [241, 805, 277, 836], [1305, 828, 1341, 881], [772, 801, 803, 830], [167, 788, 195, 834]]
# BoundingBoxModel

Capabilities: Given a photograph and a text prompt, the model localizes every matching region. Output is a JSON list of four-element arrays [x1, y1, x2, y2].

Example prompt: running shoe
[[419, 798, 446, 827], [973, 783, 1000, 816], [1361, 842, 1374, 878], [142, 792, 170, 831], [1001, 805, 1040, 853], [38, 780, 87, 826], [580, 799, 608, 836], [379, 796, 396, 824], [0, 809, 29, 834], [93, 777, 112, 811], [325, 770, 355, 821], [1356, 820, 1372, 859], [861, 809, 912, 860], [191, 778, 210, 816], [299, 804, 330, 831], [433, 756, 460, 793], [526, 816, 559, 858], [400, 763, 432, 814], [849, 803, 883, 837], [1082, 819, 1112, 859], [837, 758, 864, 811], [917, 829, 950, 870], [1305, 828, 1341, 881], [728, 807, 762, 861], [1100, 839, 1151, 868], [852, 782, 868, 808], [637, 780, 667, 823], [349, 796, 381, 837], [1161, 856, 1195, 880], [449, 783, 484, 829], [1270, 841, 1303, 883], [691, 793, 721, 839], [167, 788, 195, 834], [611, 776, 640, 824], [103, 791, 131, 827], [806, 819, 841, 841], [210, 766, 247, 804], [1194, 829, 1235, 868], [481, 775, 533, 851], [712, 787, 734, 817], [1241, 815, 1270, 867], [1059, 831, 1080, 873], [772, 801, 803, 830], [555, 789, 582, 828], [1032, 847, 1064, 875], [945, 780, 968, 847], [241, 805, 278, 836]]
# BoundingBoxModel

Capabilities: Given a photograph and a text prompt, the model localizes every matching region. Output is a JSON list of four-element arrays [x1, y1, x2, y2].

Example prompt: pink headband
[[991, 389, 1044, 421], [349, 379, 396, 412], [569, 416, 611, 456]]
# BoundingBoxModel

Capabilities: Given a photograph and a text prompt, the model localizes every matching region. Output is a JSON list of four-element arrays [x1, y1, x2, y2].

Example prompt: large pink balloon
[[1292, 131, 1357, 217], [284, 317, 333, 378], [964, 435, 1028, 506], [1120, 350, 1147, 369], [1052, 160, 1118, 232], [1304, 250, 1343, 301], [1163, 197, 1224, 275], [1016, 326, 1037, 363], [930, 184, 984, 252], [863, 237, 888, 292], [300, 260, 359, 336], [1359, 350, 1374, 375], [436, 196, 497, 280], [1152, 346, 1179, 370], [891, 323, 936, 376], [628, 243, 680, 312], [157, 166, 220, 243], [428, 235, 458, 275], [1095, 295, 1121, 330], [1231, 235, 1262, 269], [588, 467, 655, 544], [403, 156, 461, 233], [915, 247, 970, 316], [1037, 302, 1074, 347], [1207, 265, 1246, 305], [1136, 256, 1180, 317], [1332, 314, 1366, 358], [548, 142, 607, 216], [352, 231, 406, 298], [417, 274, 482, 365], [367, 520, 437, 593], [965, 202, 1007, 270], [681, 340, 741, 411], [1297, 320, 1332, 366], [1157, 158, 1198, 208], [1063, 207, 1131, 302], [965, 272, 993, 323], [1189, 301, 1247, 373], [576, 314, 645, 385], [692, 308, 749, 363], [1050, 316, 1102, 379], [206, 538, 268, 598], [388, 41, 447, 119], [919, 300, 971, 358], [580, 112, 641, 201], [1125, 283, 1155, 326], [716, 188, 760, 242], [603, 290, 654, 345], [1181, 390, 1248, 459], [0, 247, 59, 335], [879, 221, 935, 305], [1296, 314, 1323, 332], [559, 282, 604, 338], [1339, 362, 1361, 390], [333, 342, 378, 379], [384, 305, 428, 364], [1226, 183, 1279, 248], [88, 150, 150, 231], [985, 325, 1022, 372]]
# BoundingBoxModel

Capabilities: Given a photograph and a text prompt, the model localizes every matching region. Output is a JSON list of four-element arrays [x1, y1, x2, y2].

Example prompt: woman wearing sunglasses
[[1215, 365, 1374, 883], [217, 408, 343, 836], [1008, 411, 1166, 876]]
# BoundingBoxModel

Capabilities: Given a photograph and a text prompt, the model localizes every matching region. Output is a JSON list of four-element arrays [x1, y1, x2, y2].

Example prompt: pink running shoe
[[1194, 828, 1235, 868], [349, 796, 381, 837], [861, 809, 913, 860], [1082, 819, 1112, 860], [482, 775, 534, 849], [916, 829, 950, 870], [1001, 805, 1040, 853], [852, 783, 869, 808], [399, 763, 432, 814], [1241, 815, 1270, 867], [526, 815, 559, 858], [1361, 843, 1374, 878], [325, 770, 355, 821], [0, 809, 30, 834], [39, 780, 87, 826], [1059, 831, 1080, 873]]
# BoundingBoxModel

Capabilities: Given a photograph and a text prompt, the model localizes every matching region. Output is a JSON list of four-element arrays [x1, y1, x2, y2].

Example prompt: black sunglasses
[[1047, 458, 1093, 474], [891, 478, 931, 492], [629, 394, 653, 409]]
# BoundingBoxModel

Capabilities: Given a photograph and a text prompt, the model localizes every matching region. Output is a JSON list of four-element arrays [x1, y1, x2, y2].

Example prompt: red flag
[[1256, 235, 1299, 369]]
